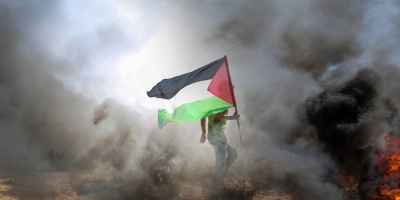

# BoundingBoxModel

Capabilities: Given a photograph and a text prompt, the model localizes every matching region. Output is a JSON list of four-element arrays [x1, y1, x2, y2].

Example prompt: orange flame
[[370, 134, 400, 200]]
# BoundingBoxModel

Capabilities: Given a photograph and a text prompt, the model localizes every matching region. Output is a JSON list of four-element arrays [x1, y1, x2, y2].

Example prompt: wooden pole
[[224, 55, 243, 146], [235, 107, 243, 146]]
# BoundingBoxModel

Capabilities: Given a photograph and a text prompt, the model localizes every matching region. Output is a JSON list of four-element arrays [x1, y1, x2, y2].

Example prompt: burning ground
[[2, 0, 400, 200]]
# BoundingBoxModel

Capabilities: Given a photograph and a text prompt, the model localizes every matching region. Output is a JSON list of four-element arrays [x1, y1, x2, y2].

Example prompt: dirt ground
[[0, 171, 295, 200]]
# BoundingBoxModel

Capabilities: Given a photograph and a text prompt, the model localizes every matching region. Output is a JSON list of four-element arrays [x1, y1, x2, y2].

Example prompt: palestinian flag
[[147, 56, 236, 128]]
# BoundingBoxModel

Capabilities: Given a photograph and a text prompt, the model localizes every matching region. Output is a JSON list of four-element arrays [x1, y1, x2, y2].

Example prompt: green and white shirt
[[207, 113, 227, 142]]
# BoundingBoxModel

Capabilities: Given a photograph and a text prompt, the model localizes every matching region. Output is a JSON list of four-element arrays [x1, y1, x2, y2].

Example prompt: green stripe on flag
[[158, 96, 233, 128]]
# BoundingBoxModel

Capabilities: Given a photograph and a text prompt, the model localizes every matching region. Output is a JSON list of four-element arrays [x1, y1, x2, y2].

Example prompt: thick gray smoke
[[305, 69, 397, 199], [0, 0, 208, 186], [181, 0, 400, 199], [1, 0, 400, 199]]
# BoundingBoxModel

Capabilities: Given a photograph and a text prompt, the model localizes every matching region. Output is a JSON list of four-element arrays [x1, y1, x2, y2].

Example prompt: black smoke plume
[[305, 68, 398, 198]]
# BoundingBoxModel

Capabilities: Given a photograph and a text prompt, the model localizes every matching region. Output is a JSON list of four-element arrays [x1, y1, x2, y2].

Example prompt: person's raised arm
[[200, 118, 207, 143], [214, 112, 240, 121]]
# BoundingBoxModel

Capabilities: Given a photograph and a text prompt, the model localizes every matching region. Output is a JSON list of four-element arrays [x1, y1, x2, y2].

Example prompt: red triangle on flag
[[207, 57, 236, 106]]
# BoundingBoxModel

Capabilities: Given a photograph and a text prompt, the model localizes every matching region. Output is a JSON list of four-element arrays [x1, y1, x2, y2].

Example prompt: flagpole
[[224, 56, 243, 146]]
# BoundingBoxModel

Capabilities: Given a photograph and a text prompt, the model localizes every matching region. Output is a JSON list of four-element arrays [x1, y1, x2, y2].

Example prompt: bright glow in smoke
[[117, 30, 214, 110]]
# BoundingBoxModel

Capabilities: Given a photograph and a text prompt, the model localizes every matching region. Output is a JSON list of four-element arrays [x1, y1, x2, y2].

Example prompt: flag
[[147, 56, 236, 128], [157, 96, 232, 128]]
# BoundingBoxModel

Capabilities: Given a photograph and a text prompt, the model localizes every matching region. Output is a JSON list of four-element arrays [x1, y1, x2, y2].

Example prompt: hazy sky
[[42, 0, 226, 109], [29, 0, 399, 111]]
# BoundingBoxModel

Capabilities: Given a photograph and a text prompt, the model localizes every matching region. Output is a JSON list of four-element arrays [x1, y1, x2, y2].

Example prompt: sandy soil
[[0, 171, 294, 200]]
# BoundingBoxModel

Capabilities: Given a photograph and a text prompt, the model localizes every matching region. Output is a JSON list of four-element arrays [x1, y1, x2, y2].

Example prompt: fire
[[370, 134, 400, 200]]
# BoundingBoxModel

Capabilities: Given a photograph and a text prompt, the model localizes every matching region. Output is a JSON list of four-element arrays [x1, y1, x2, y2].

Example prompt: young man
[[200, 109, 240, 182]]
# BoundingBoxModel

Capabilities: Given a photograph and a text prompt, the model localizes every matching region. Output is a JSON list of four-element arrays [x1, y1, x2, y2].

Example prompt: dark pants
[[208, 139, 238, 180]]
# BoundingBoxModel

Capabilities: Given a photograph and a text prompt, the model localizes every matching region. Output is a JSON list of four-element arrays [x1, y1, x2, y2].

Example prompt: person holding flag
[[147, 56, 241, 182], [200, 109, 239, 182]]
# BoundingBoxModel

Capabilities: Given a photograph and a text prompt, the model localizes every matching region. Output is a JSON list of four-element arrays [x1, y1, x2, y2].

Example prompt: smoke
[[174, 0, 399, 199], [0, 0, 207, 179], [305, 69, 398, 198], [2, 0, 400, 199]]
